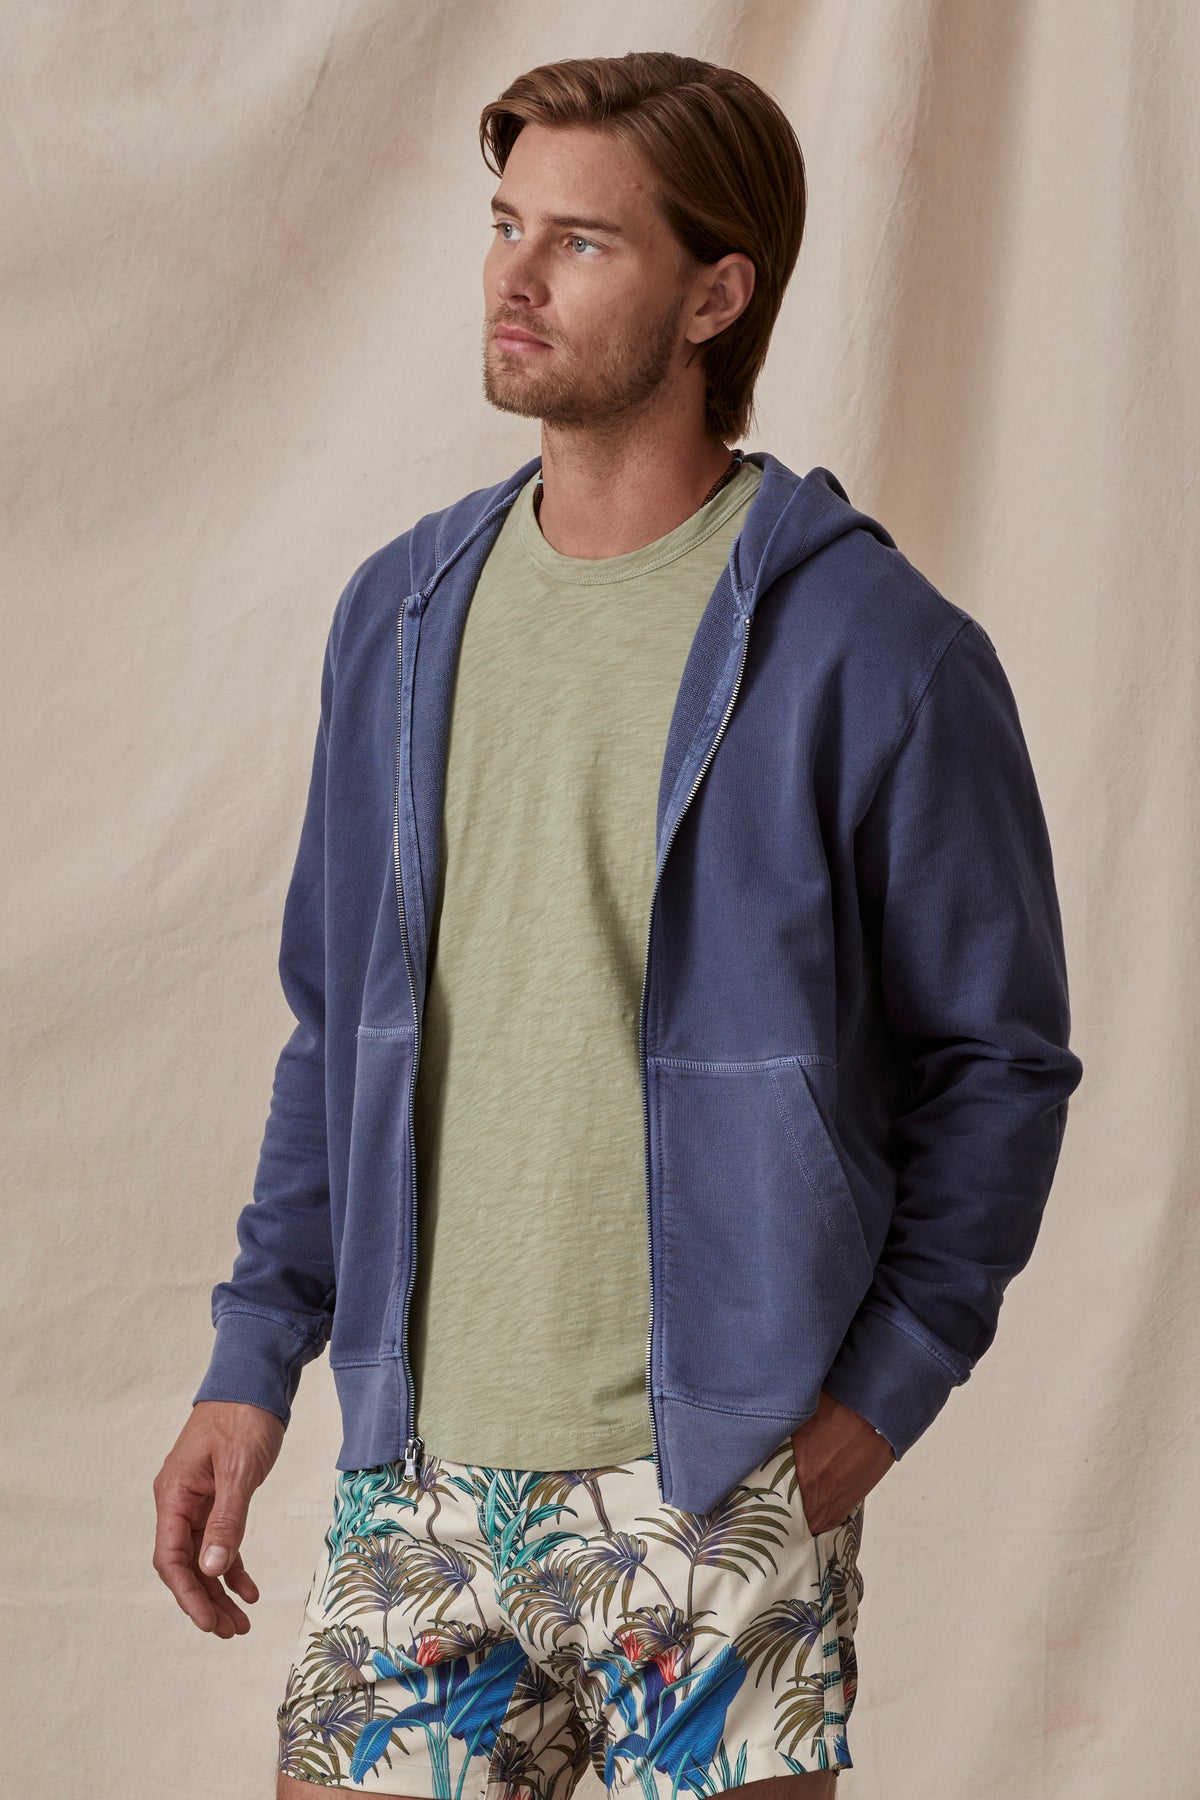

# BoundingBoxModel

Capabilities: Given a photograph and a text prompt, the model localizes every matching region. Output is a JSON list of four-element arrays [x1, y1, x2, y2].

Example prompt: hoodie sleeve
[[821, 614, 1084, 1460], [191, 620, 339, 1427]]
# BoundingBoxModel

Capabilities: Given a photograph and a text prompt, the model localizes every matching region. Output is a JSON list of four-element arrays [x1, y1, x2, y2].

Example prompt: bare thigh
[[276, 1774, 841, 1799], [277, 1779, 411, 1798], [276, 1779, 412, 1798], [736, 1773, 841, 1799]]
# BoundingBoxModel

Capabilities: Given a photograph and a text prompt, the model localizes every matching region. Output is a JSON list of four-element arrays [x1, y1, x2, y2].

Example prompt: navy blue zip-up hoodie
[[193, 449, 1083, 1515]]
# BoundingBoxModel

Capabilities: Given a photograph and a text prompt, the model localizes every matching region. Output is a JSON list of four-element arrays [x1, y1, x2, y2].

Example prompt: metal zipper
[[638, 604, 754, 1484], [392, 596, 425, 1484], [388, 485, 527, 1488], [388, 490, 749, 1491]]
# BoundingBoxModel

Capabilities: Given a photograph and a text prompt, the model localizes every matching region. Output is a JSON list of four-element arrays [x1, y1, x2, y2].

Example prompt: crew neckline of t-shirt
[[516, 457, 763, 586]]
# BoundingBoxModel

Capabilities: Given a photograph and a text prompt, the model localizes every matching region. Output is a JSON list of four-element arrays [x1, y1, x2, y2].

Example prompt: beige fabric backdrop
[[3, 3, 1196, 1795]]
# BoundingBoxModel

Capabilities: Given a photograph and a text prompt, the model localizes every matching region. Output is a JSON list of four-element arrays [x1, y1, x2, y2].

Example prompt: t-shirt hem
[[417, 1412, 656, 1470]]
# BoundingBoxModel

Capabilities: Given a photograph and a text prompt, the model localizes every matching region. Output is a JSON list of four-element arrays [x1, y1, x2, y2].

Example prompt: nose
[[491, 240, 547, 310]]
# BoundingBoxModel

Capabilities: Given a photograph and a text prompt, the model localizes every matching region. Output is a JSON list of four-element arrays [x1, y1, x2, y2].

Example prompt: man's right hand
[[152, 1399, 285, 1638]]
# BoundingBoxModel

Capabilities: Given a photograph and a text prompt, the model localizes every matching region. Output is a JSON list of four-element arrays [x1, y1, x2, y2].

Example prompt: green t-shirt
[[407, 456, 764, 1468]]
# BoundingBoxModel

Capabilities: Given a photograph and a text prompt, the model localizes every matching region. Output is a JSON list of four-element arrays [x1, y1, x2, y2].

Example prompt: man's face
[[481, 122, 700, 428]]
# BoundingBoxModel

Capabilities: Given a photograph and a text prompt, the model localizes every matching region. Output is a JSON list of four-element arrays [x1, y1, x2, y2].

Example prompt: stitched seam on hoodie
[[214, 1303, 326, 1347], [857, 616, 972, 832], [860, 1300, 970, 1380], [656, 1389, 804, 1420], [769, 1067, 865, 1290], [647, 1052, 832, 1071], [423, 486, 524, 601]]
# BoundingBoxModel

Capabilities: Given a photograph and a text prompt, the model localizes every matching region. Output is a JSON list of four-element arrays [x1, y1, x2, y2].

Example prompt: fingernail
[[201, 1545, 228, 1574]]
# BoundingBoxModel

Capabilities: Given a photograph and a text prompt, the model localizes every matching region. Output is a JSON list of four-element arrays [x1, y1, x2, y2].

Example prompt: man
[[153, 51, 1083, 1798]]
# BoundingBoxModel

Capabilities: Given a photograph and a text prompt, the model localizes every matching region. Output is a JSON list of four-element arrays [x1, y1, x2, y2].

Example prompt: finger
[[154, 1494, 220, 1633], [200, 1573, 252, 1635], [194, 1533, 257, 1597], [222, 1551, 260, 1604], [190, 1525, 251, 1636], [196, 1476, 253, 1586], [187, 1527, 243, 1638]]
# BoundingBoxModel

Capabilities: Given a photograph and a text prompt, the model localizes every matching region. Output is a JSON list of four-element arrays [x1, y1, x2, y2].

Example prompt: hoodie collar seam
[[415, 481, 528, 609]]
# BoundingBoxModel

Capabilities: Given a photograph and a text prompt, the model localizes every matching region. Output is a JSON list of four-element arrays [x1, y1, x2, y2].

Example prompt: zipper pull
[[403, 1435, 424, 1480]]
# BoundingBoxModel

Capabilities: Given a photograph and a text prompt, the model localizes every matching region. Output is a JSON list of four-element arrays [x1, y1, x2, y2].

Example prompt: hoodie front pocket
[[650, 1054, 874, 1414], [330, 1024, 416, 1369]]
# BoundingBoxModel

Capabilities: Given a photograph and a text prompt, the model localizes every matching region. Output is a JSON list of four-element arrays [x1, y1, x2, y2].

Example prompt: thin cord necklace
[[698, 447, 746, 507], [534, 448, 745, 524]]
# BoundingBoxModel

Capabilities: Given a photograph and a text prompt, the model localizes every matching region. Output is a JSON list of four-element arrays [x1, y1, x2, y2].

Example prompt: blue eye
[[490, 221, 599, 256]]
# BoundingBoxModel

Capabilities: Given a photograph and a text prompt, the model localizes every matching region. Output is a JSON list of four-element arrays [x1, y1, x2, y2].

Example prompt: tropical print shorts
[[276, 1433, 865, 1795]]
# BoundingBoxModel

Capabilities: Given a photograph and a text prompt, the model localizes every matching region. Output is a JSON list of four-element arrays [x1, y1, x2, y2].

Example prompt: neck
[[533, 429, 741, 560]]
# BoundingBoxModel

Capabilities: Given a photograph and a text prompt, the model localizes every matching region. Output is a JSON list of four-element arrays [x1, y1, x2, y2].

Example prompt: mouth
[[494, 327, 551, 353]]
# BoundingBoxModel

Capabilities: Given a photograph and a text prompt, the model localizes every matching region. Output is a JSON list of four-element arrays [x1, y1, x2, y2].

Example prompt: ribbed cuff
[[821, 1300, 972, 1460], [192, 1308, 319, 1427]]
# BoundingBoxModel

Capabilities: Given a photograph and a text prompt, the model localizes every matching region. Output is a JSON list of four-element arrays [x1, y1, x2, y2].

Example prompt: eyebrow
[[489, 196, 627, 239]]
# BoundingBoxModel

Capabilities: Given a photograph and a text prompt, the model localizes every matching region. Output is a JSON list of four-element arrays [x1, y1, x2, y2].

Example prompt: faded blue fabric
[[192, 450, 1083, 1515]]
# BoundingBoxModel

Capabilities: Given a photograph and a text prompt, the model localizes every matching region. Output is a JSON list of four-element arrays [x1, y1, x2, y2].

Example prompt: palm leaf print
[[276, 1723, 341, 1784], [382, 1537, 493, 1628], [611, 1601, 698, 1667], [277, 1664, 338, 1781], [282, 1442, 863, 1792], [836, 1636, 858, 1721], [500, 1546, 585, 1651], [279, 1682, 381, 1781], [637, 1479, 792, 1620], [477, 1466, 589, 1581], [396, 1453, 460, 1537], [325, 1530, 411, 1620], [519, 1462, 647, 1537], [488, 1668, 594, 1798], [733, 1595, 824, 1687], [488, 1723, 569, 1800], [774, 1672, 841, 1767], [323, 1465, 412, 1577], [298, 1619, 376, 1692], [822, 1508, 866, 1621], [569, 1528, 676, 1625], [500, 1713, 597, 1800]]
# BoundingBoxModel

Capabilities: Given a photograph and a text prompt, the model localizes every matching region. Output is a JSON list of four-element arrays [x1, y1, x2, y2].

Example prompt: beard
[[482, 289, 689, 428]]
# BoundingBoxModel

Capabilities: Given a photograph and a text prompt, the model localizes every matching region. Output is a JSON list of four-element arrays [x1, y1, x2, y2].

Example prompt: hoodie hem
[[192, 1308, 323, 1426], [821, 1299, 973, 1460]]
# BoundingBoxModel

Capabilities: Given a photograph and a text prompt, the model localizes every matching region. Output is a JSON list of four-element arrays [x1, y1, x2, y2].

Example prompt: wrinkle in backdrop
[[1, 4, 1196, 1797]]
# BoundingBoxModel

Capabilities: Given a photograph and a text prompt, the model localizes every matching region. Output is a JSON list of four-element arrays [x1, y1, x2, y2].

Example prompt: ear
[[688, 252, 756, 346]]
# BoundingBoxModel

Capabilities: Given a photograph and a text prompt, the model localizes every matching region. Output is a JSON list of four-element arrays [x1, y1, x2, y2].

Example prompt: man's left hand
[[790, 1387, 897, 1534]]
